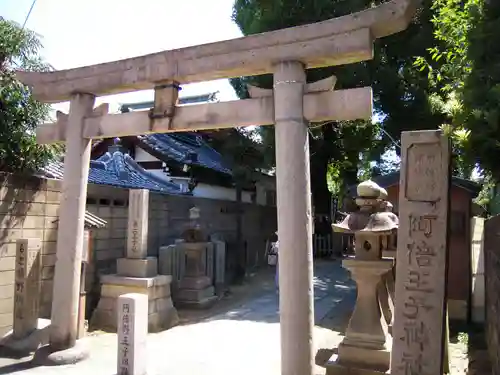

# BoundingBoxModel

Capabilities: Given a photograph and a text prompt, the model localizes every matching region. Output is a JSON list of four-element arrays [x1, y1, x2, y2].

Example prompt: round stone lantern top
[[357, 180, 382, 198], [332, 179, 398, 234], [355, 180, 387, 211]]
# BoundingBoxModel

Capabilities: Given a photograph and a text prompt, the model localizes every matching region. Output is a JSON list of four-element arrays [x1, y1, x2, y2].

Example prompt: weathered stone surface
[[177, 286, 215, 302], [206, 243, 214, 283], [100, 282, 170, 300], [101, 274, 172, 288], [176, 295, 218, 310], [127, 189, 149, 259], [390, 130, 451, 375], [117, 293, 148, 375], [178, 276, 211, 290], [179, 242, 208, 277], [92, 275, 177, 333], [334, 259, 393, 372], [117, 257, 158, 278], [148, 308, 179, 333], [213, 240, 226, 291], [158, 245, 179, 281], [13, 238, 42, 339], [101, 284, 147, 299]]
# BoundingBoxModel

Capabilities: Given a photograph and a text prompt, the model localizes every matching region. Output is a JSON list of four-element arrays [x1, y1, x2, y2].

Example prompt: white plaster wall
[[169, 178, 253, 203], [255, 177, 276, 207], [134, 147, 159, 162], [133, 146, 276, 205]]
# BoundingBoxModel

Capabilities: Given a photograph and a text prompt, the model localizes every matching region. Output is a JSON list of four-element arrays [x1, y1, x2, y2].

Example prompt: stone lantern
[[326, 180, 398, 374], [176, 206, 217, 308]]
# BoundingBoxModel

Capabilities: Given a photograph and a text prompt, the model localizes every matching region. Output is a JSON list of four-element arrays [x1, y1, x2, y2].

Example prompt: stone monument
[[390, 130, 451, 375], [175, 207, 217, 308], [91, 189, 178, 332], [159, 224, 227, 299], [13, 238, 42, 339], [323, 180, 398, 374], [117, 293, 148, 375], [0, 239, 53, 354]]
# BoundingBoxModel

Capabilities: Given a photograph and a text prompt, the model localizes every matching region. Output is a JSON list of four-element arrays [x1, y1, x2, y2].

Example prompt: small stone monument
[[175, 206, 217, 308], [92, 189, 178, 332], [13, 238, 42, 339], [323, 180, 398, 374], [117, 293, 148, 375]]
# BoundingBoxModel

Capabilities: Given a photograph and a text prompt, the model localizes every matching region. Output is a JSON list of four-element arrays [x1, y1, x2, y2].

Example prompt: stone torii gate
[[17, 0, 416, 372]]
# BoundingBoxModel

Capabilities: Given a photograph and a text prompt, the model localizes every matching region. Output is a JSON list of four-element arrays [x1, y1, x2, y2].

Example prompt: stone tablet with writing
[[390, 130, 451, 375], [13, 238, 41, 339], [127, 189, 149, 259], [117, 293, 148, 375]]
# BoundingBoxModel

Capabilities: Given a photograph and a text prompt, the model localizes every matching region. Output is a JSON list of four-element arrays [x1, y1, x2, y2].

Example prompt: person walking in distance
[[273, 231, 279, 292]]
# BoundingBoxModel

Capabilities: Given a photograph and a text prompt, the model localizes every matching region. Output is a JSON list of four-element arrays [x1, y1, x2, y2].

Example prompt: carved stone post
[[274, 61, 315, 375], [34, 93, 95, 365]]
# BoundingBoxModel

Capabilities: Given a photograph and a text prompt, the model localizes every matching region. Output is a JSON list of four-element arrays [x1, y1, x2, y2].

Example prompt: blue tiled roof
[[138, 133, 232, 175], [41, 151, 187, 195]]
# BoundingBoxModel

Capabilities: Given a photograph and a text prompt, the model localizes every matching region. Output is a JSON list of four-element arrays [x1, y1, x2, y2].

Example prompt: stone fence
[[0, 173, 276, 337]]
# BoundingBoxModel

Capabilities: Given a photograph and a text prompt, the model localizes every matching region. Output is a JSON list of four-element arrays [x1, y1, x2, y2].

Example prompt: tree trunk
[[310, 124, 338, 235]]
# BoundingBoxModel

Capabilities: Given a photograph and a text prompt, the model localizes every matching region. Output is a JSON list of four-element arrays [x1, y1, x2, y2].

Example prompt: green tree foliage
[[230, 0, 442, 217], [0, 19, 61, 173], [415, 0, 500, 209], [463, 0, 500, 180]]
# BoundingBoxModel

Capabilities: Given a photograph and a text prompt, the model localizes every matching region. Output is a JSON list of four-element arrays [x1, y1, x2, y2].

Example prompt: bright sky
[[1, 0, 242, 115]]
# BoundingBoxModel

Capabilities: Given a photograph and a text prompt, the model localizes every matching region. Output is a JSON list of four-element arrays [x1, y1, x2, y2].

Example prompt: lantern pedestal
[[326, 258, 393, 375]]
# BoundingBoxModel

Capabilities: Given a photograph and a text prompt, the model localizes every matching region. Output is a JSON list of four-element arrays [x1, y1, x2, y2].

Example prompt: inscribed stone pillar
[[273, 61, 315, 375], [50, 93, 95, 351], [127, 189, 149, 259], [213, 240, 226, 293], [13, 238, 41, 339], [390, 130, 450, 375], [118, 189, 156, 278], [117, 293, 148, 375]]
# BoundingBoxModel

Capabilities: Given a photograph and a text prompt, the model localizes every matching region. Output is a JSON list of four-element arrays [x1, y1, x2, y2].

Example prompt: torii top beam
[[16, 0, 416, 104]]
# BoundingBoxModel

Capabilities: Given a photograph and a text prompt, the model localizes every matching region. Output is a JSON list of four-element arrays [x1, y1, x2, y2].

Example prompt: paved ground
[[0, 260, 356, 375]]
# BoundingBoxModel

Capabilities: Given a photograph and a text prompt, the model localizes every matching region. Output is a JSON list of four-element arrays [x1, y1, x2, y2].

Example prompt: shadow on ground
[[202, 260, 356, 326], [0, 347, 39, 374]]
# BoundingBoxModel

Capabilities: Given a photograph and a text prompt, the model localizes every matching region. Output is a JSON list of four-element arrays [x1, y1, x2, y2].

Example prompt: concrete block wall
[[0, 173, 277, 336], [85, 185, 277, 278], [0, 174, 62, 336]]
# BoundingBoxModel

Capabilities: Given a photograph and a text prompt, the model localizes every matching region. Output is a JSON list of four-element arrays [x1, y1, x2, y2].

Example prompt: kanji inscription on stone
[[391, 130, 450, 375], [13, 238, 42, 339], [117, 293, 148, 375], [127, 189, 149, 259]]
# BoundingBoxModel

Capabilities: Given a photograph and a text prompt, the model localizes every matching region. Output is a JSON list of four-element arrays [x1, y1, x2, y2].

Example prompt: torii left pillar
[[274, 61, 315, 375], [34, 93, 95, 365]]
